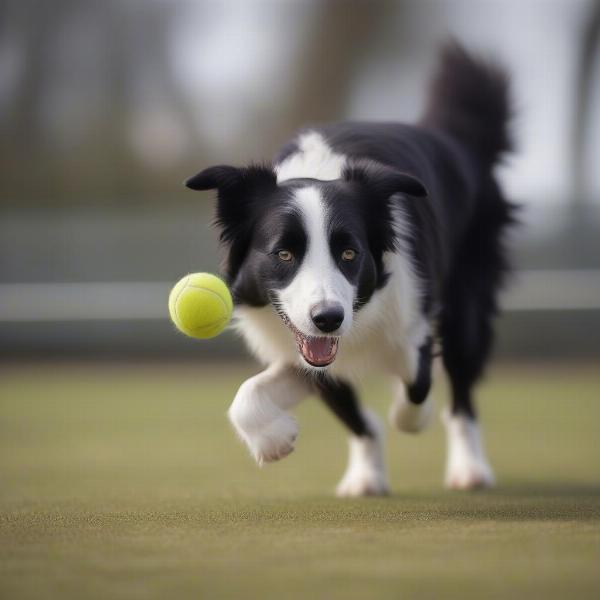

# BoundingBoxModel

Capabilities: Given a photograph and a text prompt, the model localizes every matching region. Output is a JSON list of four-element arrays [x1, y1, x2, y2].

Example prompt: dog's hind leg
[[315, 377, 389, 497], [228, 364, 310, 465], [441, 346, 495, 490], [439, 194, 507, 489], [441, 332, 496, 489], [440, 297, 495, 490]]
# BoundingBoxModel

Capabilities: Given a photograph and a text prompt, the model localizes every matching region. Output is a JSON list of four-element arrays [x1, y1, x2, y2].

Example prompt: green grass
[[1, 361, 599, 599]]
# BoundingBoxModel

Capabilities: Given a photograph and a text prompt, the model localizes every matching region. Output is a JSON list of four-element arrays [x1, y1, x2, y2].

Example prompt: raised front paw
[[229, 406, 299, 466], [248, 414, 299, 466]]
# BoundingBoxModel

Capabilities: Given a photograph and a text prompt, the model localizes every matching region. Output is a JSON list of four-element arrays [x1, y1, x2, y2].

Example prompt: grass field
[[1, 360, 599, 599]]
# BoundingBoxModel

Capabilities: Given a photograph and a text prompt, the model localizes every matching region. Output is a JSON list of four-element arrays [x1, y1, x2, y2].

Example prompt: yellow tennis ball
[[168, 273, 233, 339]]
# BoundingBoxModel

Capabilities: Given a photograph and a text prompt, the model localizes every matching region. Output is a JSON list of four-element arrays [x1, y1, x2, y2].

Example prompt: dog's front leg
[[228, 364, 309, 465]]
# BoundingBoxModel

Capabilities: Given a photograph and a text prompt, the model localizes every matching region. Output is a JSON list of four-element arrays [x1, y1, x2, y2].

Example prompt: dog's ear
[[342, 160, 428, 198], [185, 165, 243, 191], [342, 161, 428, 259], [185, 164, 277, 244], [185, 164, 277, 195]]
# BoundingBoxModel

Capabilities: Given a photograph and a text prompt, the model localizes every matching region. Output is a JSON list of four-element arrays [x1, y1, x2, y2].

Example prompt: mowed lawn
[[0, 361, 599, 600]]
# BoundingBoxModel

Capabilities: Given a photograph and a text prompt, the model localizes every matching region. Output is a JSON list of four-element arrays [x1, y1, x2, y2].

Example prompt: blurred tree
[[0, 0, 198, 204], [282, 0, 395, 126], [572, 0, 600, 205], [0, 0, 404, 205]]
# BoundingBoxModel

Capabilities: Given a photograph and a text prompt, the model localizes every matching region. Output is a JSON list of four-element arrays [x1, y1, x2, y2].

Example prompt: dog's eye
[[278, 250, 293, 262], [341, 249, 357, 261]]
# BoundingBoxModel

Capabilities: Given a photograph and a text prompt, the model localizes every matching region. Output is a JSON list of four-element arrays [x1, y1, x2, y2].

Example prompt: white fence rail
[[1, 270, 599, 323]]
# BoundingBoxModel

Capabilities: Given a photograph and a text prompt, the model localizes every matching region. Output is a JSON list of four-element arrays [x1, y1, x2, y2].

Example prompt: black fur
[[421, 41, 512, 165], [314, 375, 372, 438], [407, 338, 434, 405]]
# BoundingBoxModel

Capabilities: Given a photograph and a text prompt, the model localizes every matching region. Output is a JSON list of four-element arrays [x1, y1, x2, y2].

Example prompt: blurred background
[[1, 0, 599, 361]]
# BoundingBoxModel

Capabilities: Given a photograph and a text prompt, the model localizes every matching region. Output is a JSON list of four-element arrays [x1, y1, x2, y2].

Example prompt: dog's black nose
[[311, 302, 344, 333]]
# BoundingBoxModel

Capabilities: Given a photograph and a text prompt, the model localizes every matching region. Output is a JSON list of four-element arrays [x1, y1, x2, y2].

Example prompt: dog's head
[[186, 161, 426, 368]]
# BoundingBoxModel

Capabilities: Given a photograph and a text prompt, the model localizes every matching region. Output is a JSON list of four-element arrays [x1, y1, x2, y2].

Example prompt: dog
[[185, 42, 514, 496]]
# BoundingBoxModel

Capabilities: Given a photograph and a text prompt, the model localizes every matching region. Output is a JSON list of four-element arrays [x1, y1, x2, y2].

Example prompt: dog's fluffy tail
[[421, 41, 512, 166]]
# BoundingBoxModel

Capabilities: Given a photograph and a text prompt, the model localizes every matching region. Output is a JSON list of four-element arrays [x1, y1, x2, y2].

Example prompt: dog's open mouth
[[296, 333, 339, 367], [280, 313, 339, 367]]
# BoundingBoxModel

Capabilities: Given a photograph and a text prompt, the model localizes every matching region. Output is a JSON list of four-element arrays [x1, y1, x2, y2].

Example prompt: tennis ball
[[168, 273, 233, 339]]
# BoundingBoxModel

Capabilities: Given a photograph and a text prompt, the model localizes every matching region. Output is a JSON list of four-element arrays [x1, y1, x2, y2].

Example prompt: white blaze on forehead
[[276, 132, 346, 183], [277, 185, 355, 337], [295, 186, 330, 267]]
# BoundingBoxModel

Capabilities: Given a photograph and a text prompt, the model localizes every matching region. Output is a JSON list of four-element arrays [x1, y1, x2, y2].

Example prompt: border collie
[[186, 43, 514, 496]]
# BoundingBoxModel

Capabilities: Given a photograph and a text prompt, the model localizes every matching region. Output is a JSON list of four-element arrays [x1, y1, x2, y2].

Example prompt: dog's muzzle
[[280, 312, 339, 367]]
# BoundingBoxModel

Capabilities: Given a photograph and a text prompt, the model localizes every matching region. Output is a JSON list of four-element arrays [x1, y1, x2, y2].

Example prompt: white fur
[[276, 186, 354, 339], [389, 380, 434, 433], [442, 409, 495, 489], [276, 131, 346, 182], [228, 364, 309, 465], [234, 305, 298, 367], [336, 409, 390, 497]]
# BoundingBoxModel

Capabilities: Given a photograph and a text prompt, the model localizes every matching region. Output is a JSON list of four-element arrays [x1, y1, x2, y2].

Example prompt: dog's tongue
[[300, 336, 338, 367]]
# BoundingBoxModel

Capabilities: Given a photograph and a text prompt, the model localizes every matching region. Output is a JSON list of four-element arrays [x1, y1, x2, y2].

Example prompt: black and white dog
[[186, 43, 514, 496]]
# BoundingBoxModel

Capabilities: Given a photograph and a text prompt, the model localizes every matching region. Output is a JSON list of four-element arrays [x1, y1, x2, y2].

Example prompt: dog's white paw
[[389, 385, 433, 433], [443, 409, 495, 490], [228, 370, 303, 466], [445, 456, 495, 490], [231, 412, 299, 466], [245, 413, 299, 466], [336, 409, 389, 497], [336, 466, 390, 497]]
